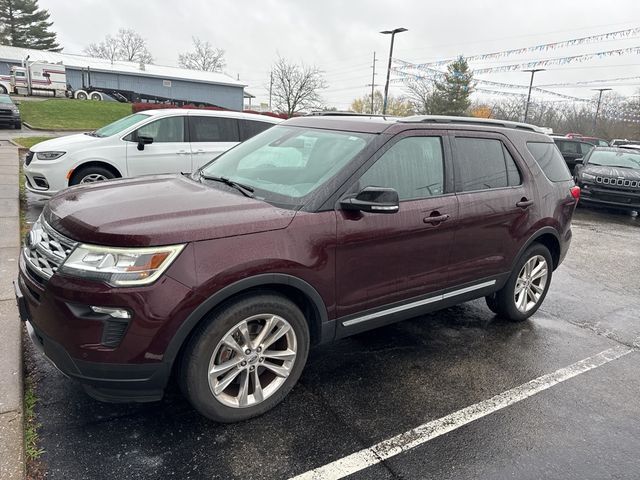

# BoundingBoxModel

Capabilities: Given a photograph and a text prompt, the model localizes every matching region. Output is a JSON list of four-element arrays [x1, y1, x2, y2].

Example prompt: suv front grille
[[25, 151, 34, 166], [23, 218, 77, 282], [595, 176, 640, 189]]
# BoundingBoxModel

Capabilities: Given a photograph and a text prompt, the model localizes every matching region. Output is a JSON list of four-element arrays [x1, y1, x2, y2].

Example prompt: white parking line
[[290, 345, 633, 480]]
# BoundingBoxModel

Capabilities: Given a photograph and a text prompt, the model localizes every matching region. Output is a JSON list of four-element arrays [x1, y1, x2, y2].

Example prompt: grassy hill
[[19, 99, 131, 130]]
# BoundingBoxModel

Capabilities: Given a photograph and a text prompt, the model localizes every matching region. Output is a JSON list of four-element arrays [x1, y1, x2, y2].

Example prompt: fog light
[[90, 306, 131, 319]]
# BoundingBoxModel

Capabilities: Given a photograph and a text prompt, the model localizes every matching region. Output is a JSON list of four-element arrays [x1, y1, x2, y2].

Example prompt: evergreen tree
[[430, 56, 474, 116], [0, 0, 61, 51]]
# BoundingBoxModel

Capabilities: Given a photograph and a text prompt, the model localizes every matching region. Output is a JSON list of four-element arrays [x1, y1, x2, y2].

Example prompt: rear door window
[[526, 142, 572, 182], [239, 120, 275, 141], [189, 116, 240, 142], [453, 137, 520, 192]]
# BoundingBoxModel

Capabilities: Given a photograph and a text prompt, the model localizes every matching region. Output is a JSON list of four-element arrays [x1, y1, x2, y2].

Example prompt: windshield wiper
[[200, 174, 255, 197]]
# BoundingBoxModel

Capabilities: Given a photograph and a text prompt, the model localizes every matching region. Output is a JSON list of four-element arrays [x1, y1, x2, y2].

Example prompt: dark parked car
[[16, 115, 579, 422], [574, 147, 640, 213], [0, 94, 21, 129], [553, 137, 595, 172]]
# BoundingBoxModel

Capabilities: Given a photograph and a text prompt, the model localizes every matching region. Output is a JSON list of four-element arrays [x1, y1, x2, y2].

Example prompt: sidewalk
[[0, 141, 25, 479]]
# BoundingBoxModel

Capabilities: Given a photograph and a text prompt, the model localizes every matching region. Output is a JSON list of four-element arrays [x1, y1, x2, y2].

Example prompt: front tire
[[180, 294, 310, 423], [490, 243, 553, 322], [13, 121, 21, 130], [69, 165, 115, 185]]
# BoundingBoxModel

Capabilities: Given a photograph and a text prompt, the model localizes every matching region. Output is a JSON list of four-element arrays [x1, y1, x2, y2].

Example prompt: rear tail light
[[570, 186, 581, 200]]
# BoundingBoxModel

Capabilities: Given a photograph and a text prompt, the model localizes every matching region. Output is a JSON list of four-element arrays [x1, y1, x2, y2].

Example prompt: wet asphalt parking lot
[[23, 188, 640, 480]]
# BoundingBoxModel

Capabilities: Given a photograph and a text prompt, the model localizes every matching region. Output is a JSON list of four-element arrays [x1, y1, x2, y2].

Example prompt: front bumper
[[15, 252, 196, 402], [0, 114, 20, 125], [578, 182, 640, 210]]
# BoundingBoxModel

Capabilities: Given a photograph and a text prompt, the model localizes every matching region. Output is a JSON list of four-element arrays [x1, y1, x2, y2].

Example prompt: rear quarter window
[[526, 142, 572, 182]]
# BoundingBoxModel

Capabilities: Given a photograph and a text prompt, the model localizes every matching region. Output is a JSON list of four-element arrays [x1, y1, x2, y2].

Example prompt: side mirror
[[340, 186, 399, 214], [137, 135, 154, 151]]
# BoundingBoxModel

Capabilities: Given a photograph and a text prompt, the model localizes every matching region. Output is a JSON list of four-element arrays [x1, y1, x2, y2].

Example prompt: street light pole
[[523, 68, 545, 123], [381, 27, 407, 115], [592, 88, 612, 135]]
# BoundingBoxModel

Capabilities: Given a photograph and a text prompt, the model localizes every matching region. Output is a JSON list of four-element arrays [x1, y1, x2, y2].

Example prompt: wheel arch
[[165, 274, 331, 371], [512, 227, 562, 273], [69, 161, 123, 185]]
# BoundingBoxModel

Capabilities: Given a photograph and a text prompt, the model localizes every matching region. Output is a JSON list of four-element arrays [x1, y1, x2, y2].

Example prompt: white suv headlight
[[36, 151, 66, 160], [60, 244, 185, 286]]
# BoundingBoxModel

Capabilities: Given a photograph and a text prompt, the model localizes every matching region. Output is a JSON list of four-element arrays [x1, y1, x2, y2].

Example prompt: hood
[[45, 175, 296, 246], [30, 133, 101, 152], [583, 164, 640, 181]]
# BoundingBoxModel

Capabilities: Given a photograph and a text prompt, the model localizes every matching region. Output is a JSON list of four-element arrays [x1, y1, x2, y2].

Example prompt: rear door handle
[[423, 214, 450, 225], [516, 199, 534, 208], [194, 149, 205, 154]]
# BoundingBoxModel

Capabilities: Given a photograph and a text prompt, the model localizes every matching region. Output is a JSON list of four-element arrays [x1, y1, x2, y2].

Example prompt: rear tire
[[179, 294, 310, 423], [74, 89, 88, 100], [13, 121, 21, 130], [89, 91, 103, 101], [70, 165, 115, 185], [490, 243, 553, 322]]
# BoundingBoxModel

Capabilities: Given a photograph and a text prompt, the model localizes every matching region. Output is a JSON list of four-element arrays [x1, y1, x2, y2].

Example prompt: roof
[[285, 115, 396, 134], [138, 108, 282, 123], [286, 114, 551, 136], [0, 44, 245, 88]]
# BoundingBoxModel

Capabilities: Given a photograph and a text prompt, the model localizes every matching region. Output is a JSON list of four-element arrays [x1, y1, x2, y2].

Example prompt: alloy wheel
[[514, 255, 549, 313], [208, 314, 297, 408], [80, 173, 108, 183]]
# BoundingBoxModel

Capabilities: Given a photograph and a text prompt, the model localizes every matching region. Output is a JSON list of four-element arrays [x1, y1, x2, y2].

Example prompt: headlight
[[36, 151, 66, 160], [59, 244, 185, 286], [580, 172, 596, 181]]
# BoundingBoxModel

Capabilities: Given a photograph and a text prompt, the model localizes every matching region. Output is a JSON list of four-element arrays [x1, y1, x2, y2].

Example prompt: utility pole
[[523, 68, 545, 123], [366, 52, 378, 114], [269, 71, 273, 111], [592, 88, 612, 135], [381, 27, 408, 115]]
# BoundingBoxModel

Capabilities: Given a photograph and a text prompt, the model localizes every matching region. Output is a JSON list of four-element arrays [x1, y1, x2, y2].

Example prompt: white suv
[[24, 109, 282, 196]]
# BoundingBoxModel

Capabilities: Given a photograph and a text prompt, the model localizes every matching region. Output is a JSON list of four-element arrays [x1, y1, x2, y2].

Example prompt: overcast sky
[[39, 0, 640, 109]]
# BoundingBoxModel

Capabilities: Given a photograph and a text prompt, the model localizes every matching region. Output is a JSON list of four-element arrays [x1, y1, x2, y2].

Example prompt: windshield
[[0, 95, 13, 104], [94, 113, 150, 137], [199, 125, 374, 206], [587, 150, 640, 169]]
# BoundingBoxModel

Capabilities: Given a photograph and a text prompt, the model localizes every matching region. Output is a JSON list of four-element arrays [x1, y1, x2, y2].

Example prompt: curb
[[22, 121, 86, 132], [0, 142, 25, 480]]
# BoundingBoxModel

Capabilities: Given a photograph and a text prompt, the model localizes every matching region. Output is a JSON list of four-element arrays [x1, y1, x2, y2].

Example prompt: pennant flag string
[[397, 28, 640, 67], [394, 46, 640, 74]]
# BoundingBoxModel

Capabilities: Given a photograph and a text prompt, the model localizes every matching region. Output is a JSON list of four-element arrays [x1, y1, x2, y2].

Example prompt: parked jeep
[[16, 115, 579, 422]]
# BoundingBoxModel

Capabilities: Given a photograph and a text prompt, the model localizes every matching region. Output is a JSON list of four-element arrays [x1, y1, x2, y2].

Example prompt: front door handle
[[423, 214, 450, 225], [176, 150, 188, 155], [516, 199, 534, 208]]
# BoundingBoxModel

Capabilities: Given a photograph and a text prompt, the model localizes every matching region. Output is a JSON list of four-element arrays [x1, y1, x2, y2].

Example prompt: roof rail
[[398, 115, 545, 133], [306, 111, 396, 119]]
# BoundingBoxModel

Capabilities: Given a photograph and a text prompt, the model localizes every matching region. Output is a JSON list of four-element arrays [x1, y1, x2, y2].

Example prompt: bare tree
[[351, 90, 413, 116], [85, 28, 153, 64], [178, 37, 225, 72], [118, 28, 153, 63], [271, 57, 327, 116], [404, 78, 436, 114]]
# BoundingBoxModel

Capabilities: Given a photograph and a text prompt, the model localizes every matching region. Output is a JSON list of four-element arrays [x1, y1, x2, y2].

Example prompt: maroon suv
[[16, 115, 579, 422]]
